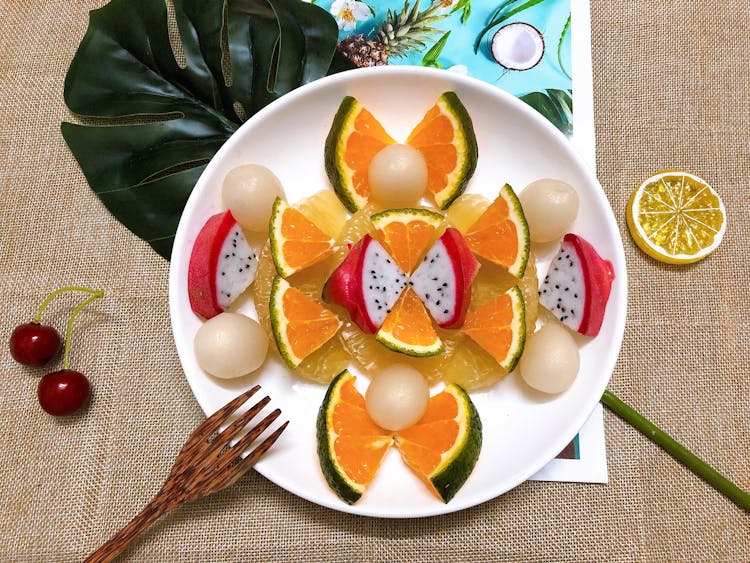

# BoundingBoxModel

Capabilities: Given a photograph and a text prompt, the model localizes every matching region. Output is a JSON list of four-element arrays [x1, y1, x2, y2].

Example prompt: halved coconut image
[[491, 22, 545, 71]]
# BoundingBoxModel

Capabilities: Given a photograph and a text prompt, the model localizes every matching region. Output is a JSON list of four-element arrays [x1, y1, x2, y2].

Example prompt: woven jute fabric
[[0, 0, 748, 560]]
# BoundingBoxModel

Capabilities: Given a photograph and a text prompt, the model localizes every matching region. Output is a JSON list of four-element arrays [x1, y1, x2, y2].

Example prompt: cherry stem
[[62, 290, 104, 369], [32, 286, 103, 324]]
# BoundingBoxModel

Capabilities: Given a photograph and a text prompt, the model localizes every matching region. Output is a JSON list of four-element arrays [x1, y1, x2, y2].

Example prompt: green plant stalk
[[601, 390, 750, 512], [61, 290, 105, 369]]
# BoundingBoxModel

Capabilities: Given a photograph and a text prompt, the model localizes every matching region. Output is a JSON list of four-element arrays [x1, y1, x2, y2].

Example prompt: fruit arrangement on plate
[[184, 92, 615, 505]]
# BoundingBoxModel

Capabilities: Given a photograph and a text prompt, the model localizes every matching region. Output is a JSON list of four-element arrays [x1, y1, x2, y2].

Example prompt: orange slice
[[406, 92, 478, 209], [464, 183, 530, 277], [317, 370, 393, 504], [463, 285, 526, 372], [375, 287, 443, 357], [325, 97, 396, 212], [269, 197, 335, 278], [370, 208, 444, 273], [269, 276, 342, 368], [395, 384, 482, 503]]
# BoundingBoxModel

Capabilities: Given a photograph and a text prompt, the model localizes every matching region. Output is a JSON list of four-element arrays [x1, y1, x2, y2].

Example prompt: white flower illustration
[[330, 0, 371, 31], [447, 64, 468, 75]]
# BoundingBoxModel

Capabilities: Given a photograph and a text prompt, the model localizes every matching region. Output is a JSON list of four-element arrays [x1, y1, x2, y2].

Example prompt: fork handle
[[85, 490, 180, 563]]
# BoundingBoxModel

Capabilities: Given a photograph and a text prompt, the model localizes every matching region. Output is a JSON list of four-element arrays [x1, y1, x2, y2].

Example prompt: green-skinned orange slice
[[316, 370, 392, 504], [370, 207, 444, 273], [406, 92, 478, 209], [464, 183, 530, 277], [324, 97, 395, 212], [463, 285, 526, 372], [395, 383, 482, 503], [269, 276, 342, 368]]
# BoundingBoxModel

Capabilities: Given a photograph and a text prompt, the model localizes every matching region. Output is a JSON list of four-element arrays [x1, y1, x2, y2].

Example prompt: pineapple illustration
[[337, 1, 449, 67]]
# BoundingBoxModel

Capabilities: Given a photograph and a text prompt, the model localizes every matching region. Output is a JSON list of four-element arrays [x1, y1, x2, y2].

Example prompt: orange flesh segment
[[280, 206, 334, 271], [464, 195, 519, 268], [345, 108, 395, 200], [396, 391, 460, 492], [463, 292, 515, 365], [282, 287, 340, 360], [407, 107, 458, 197], [380, 287, 439, 347], [332, 376, 392, 487], [374, 220, 438, 273]]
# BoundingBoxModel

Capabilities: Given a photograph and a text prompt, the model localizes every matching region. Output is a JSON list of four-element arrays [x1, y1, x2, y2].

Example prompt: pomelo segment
[[317, 370, 393, 505], [325, 96, 396, 212], [463, 285, 526, 372], [269, 198, 336, 278], [269, 276, 342, 368], [376, 288, 444, 357], [370, 207, 444, 273], [395, 384, 482, 503], [464, 183, 530, 277], [406, 92, 478, 209]]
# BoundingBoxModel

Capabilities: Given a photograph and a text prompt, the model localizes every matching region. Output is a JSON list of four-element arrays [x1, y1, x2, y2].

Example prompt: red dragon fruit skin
[[323, 238, 375, 332], [539, 233, 615, 337], [409, 227, 479, 329], [188, 210, 257, 320], [323, 235, 408, 334]]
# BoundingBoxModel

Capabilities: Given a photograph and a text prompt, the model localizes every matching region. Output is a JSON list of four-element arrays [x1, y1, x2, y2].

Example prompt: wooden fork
[[86, 386, 288, 563]]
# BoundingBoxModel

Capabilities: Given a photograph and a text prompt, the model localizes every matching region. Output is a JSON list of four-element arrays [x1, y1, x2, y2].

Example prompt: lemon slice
[[627, 171, 726, 264]]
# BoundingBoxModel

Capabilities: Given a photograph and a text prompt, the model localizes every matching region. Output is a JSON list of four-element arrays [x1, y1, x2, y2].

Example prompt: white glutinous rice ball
[[368, 144, 428, 207], [222, 164, 285, 232], [365, 364, 430, 431], [519, 178, 579, 243], [194, 312, 268, 379], [519, 323, 580, 394]]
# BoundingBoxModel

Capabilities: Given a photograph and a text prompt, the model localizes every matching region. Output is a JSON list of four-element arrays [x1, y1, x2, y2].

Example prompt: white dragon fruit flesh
[[409, 228, 479, 329], [188, 210, 258, 319], [323, 234, 408, 334], [539, 233, 615, 337]]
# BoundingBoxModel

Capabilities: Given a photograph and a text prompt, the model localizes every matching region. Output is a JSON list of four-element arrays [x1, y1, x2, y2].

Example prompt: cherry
[[38, 369, 90, 416], [9, 322, 61, 366]]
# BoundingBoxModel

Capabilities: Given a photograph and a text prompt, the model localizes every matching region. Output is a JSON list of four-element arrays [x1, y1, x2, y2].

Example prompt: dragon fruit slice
[[539, 233, 615, 337], [323, 234, 408, 334], [409, 227, 479, 329], [188, 210, 258, 319]]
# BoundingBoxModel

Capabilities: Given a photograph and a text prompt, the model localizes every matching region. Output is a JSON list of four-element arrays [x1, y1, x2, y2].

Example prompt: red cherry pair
[[9, 286, 104, 416]]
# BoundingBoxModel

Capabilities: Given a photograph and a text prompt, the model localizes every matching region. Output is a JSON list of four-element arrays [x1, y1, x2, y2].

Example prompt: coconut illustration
[[490, 22, 545, 71]]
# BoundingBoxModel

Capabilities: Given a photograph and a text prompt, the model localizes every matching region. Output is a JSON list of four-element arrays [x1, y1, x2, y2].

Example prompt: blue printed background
[[314, 0, 572, 98]]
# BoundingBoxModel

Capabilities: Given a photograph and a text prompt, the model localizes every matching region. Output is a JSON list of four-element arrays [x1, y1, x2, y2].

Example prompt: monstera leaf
[[62, 0, 348, 259], [519, 89, 573, 137]]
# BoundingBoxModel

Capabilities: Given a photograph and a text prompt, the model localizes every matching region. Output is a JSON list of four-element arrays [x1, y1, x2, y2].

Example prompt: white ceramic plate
[[169, 66, 627, 518]]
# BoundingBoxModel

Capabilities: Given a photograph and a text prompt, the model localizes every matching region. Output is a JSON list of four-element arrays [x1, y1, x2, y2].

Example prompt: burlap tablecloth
[[1, 0, 748, 560]]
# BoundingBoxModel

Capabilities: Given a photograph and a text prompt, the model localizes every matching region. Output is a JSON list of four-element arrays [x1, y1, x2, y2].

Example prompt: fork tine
[[223, 408, 282, 459], [193, 385, 261, 439], [214, 396, 271, 446], [212, 421, 290, 492]]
